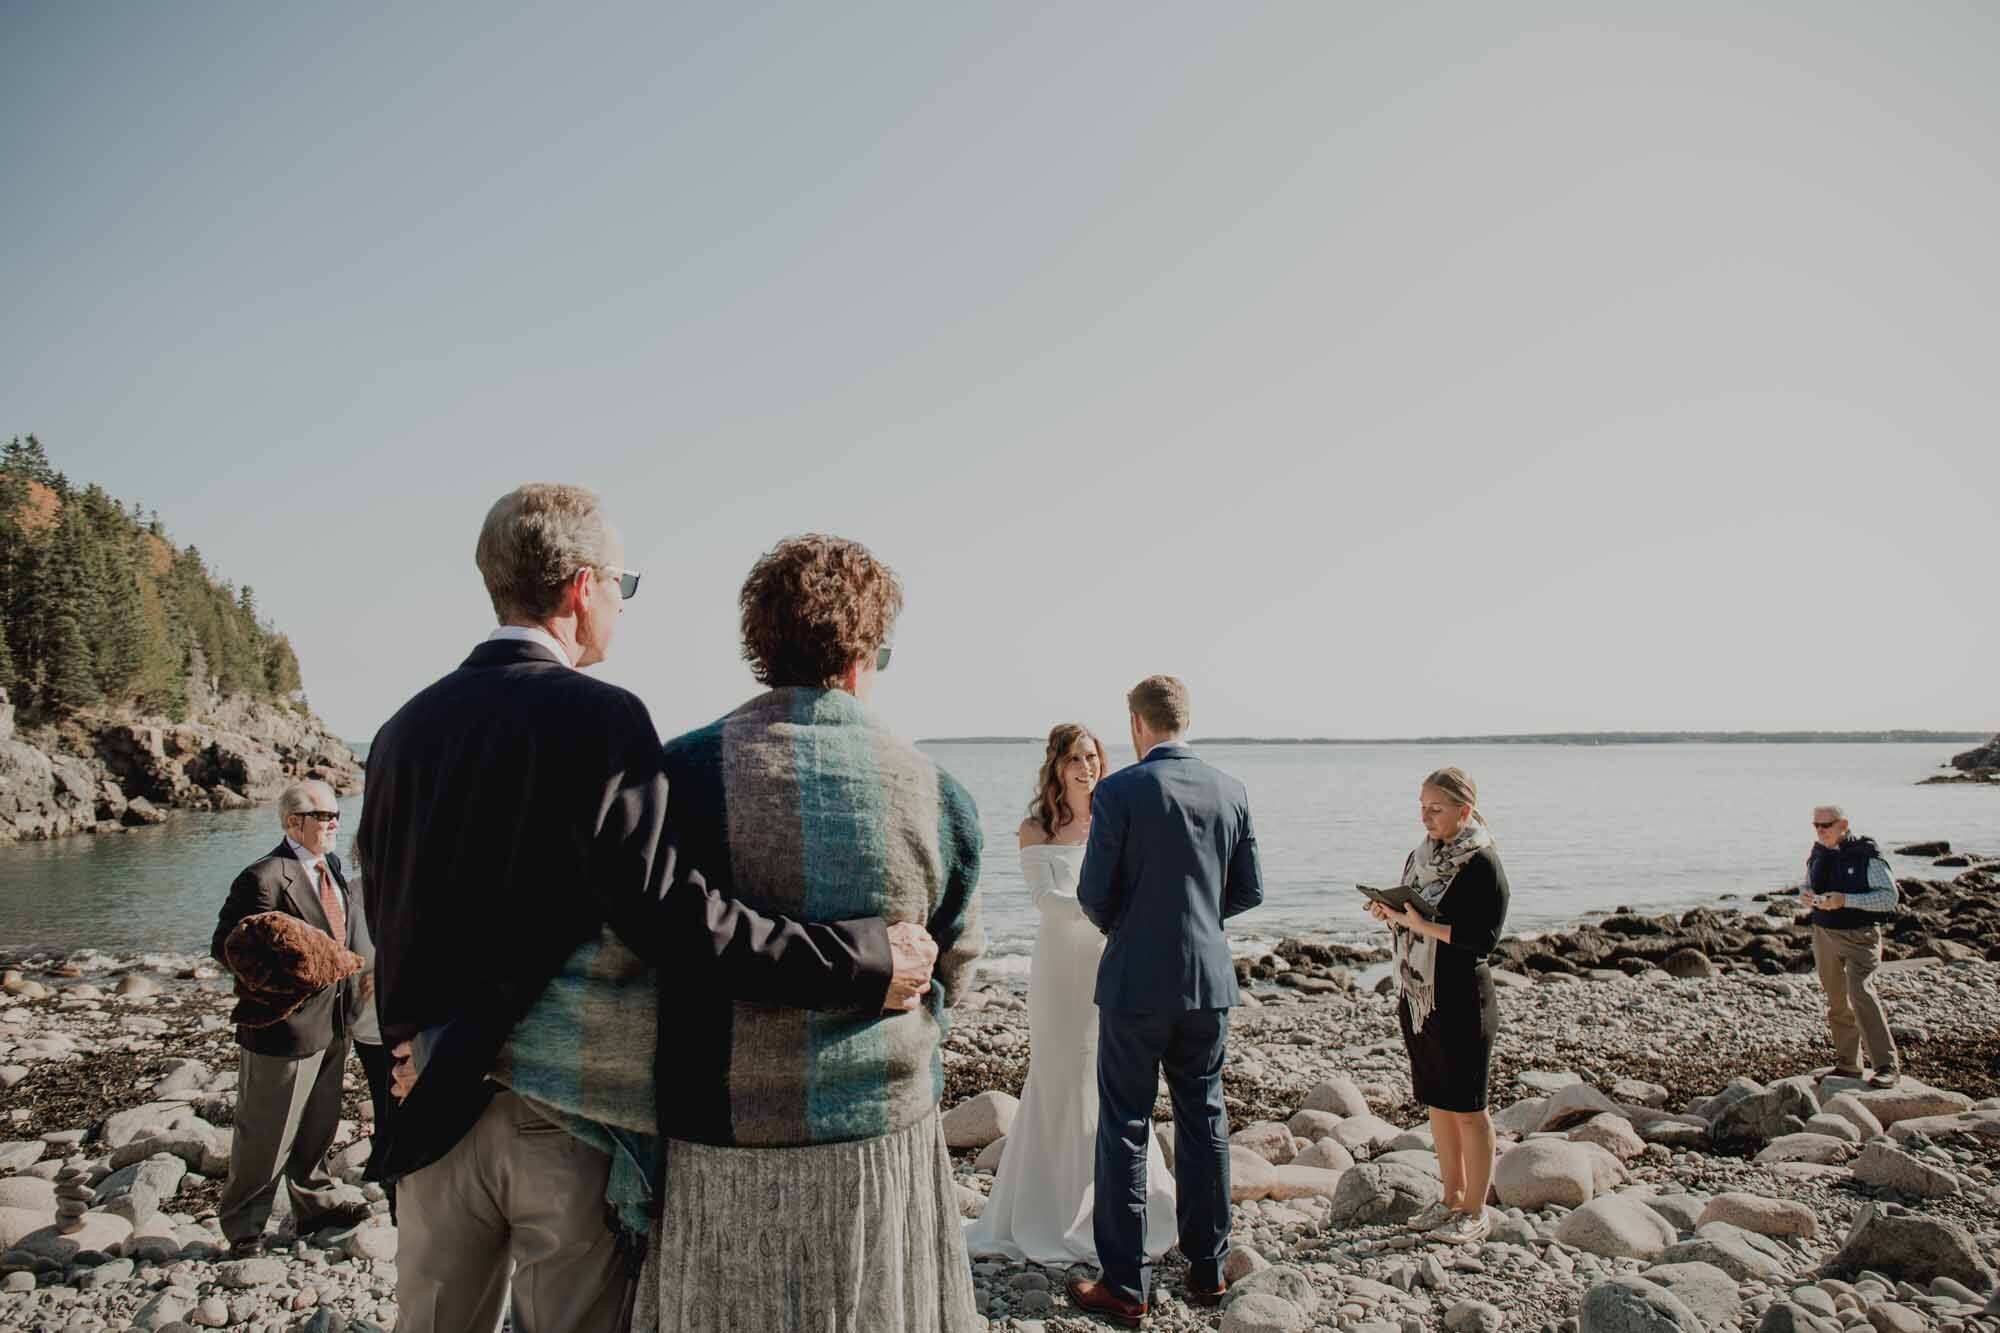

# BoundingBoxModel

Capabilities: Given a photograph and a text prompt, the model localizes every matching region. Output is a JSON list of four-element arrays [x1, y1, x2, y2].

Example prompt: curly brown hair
[[1027, 723, 1106, 839], [740, 534, 904, 688]]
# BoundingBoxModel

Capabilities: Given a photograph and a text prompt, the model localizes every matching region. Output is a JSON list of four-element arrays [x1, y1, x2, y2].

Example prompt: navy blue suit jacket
[[1077, 743, 1263, 1011]]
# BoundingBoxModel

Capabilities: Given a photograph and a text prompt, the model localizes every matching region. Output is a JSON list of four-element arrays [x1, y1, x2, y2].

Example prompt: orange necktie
[[316, 861, 347, 944]]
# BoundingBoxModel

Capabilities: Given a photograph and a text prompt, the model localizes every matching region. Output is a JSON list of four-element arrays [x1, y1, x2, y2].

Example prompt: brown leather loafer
[[1184, 1276, 1227, 1307], [1067, 1276, 1146, 1328]]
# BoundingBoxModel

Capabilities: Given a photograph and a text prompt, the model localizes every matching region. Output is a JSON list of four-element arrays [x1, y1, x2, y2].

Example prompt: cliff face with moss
[[0, 436, 360, 844]]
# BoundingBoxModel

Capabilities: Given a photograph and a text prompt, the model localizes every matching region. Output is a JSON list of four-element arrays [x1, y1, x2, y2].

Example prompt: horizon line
[[915, 729, 1991, 747]]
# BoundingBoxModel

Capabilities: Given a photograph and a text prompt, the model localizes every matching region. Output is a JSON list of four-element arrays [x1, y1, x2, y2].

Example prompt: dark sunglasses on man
[[295, 810, 341, 824], [595, 567, 641, 600]]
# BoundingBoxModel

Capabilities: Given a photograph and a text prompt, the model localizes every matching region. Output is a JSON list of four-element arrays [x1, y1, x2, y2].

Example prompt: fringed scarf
[[1393, 817, 1493, 1033]]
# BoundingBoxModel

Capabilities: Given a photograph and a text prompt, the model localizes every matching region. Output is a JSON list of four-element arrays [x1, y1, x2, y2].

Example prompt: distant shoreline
[[920, 730, 1989, 747]]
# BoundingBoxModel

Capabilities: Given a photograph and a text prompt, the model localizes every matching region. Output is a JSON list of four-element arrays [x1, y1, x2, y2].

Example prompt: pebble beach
[[2, 861, 1997, 1331]]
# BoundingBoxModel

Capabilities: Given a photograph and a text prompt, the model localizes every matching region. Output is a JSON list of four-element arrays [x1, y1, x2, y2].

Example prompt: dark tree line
[[0, 435, 304, 719]]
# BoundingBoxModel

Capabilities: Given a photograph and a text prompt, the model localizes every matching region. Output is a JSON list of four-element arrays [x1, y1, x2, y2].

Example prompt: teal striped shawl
[[491, 928, 659, 1233], [660, 686, 984, 1147], [492, 685, 984, 1225]]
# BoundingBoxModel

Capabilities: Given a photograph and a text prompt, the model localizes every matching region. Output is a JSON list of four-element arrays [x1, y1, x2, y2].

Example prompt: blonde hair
[[1421, 766, 1478, 812]]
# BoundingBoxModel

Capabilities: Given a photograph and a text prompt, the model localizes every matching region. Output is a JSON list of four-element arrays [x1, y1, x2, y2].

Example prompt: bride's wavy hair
[[1027, 723, 1106, 839]]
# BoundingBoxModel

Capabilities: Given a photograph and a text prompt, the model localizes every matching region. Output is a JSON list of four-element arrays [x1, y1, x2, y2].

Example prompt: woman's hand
[[1365, 899, 1427, 933]]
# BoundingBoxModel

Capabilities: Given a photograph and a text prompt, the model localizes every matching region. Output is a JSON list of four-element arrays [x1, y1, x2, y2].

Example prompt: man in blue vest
[[1802, 804, 1901, 1088]]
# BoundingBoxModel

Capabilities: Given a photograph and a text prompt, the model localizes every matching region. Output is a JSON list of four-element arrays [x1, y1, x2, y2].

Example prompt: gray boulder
[[1220, 1292, 1309, 1333], [1824, 1203, 1994, 1293], [1554, 1195, 1679, 1259], [1710, 1077, 1818, 1146], [1849, 1141, 1958, 1198], [1327, 1161, 1442, 1226], [1227, 1265, 1317, 1319], [1659, 1222, 1790, 1281], [1638, 1261, 1741, 1326], [1579, 1275, 1704, 1332], [1443, 1300, 1505, 1333], [1642, 1195, 1706, 1233], [1756, 1303, 1841, 1333]]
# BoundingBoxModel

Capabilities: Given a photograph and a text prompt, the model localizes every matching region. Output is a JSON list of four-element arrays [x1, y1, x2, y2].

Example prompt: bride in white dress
[[964, 724, 1176, 1265]]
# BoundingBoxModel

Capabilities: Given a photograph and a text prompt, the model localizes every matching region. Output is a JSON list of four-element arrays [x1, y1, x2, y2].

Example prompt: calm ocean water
[[0, 742, 1993, 973]]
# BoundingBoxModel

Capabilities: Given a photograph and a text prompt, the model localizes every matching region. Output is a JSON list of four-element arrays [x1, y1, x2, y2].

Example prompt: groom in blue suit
[[1070, 675, 1264, 1326]]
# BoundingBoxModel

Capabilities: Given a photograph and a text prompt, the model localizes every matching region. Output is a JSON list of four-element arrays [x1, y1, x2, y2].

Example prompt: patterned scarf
[[1393, 816, 1493, 1033]]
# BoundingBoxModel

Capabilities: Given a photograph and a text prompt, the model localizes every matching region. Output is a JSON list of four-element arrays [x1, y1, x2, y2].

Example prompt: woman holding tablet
[[1364, 767, 1509, 1245]]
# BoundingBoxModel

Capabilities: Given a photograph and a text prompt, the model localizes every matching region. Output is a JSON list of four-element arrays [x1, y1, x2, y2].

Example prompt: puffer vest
[[1807, 835, 1892, 929]]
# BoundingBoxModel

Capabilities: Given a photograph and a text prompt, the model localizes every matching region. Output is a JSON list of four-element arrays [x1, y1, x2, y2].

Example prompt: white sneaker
[[1404, 1200, 1456, 1233], [1428, 1209, 1491, 1245]]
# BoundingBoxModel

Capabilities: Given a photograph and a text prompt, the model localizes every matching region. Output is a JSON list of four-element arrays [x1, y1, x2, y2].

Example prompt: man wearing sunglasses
[[1802, 804, 1903, 1088], [357, 484, 939, 1333], [210, 780, 375, 1254]]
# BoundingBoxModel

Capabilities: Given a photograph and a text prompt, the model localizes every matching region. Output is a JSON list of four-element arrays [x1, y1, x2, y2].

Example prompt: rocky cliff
[[1951, 733, 2000, 776], [0, 683, 361, 844]]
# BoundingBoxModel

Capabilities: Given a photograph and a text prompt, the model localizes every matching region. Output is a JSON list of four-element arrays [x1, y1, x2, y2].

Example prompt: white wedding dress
[[963, 842, 1177, 1265]]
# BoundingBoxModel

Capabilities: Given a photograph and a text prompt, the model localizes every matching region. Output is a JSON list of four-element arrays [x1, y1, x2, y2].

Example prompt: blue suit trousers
[[1093, 1006, 1231, 1303]]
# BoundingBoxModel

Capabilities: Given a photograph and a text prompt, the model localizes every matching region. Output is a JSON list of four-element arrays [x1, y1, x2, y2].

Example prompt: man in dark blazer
[[356, 483, 939, 1333], [210, 779, 373, 1254], [1071, 675, 1263, 1326]]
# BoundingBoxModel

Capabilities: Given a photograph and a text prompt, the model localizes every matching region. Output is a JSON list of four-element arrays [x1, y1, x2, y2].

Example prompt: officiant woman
[[1364, 766, 1509, 1246]]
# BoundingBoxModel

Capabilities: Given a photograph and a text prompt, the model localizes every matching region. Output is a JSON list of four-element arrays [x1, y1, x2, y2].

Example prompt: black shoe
[[306, 1200, 376, 1232], [226, 1236, 265, 1258]]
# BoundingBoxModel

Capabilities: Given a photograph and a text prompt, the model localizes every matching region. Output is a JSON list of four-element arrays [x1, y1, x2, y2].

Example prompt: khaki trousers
[[218, 1040, 351, 1244], [396, 1090, 632, 1333], [1812, 924, 1898, 1074]]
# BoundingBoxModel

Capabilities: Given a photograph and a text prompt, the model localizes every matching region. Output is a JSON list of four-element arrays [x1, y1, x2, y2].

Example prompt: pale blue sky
[[5, 2, 1995, 744]]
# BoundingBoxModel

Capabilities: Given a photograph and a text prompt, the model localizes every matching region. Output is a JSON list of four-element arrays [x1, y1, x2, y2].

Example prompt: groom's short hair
[[1128, 675, 1190, 734]]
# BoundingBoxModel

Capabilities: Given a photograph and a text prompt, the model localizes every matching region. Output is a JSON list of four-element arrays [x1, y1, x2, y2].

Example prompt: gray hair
[[475, 483, 621, 624], [1813, 803, 1846, 821], [278, 779, 336, 830]]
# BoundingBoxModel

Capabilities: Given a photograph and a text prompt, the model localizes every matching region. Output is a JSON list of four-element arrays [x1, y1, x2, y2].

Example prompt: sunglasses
[[876, 644, 893, 672], [295, 810, 341, 824], [585, 567, 641, 600], [1812, 819, 1840, 829]]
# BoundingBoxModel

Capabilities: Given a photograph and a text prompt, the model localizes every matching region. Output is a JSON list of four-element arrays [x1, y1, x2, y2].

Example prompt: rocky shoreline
[[0, 687, 362, 846], [2, 873, 1997, 1330], [1928, 736, 2000, 786]]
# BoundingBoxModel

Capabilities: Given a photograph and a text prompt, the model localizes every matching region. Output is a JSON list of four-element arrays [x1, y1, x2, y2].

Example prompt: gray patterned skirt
[[635, 1109, 978, 1333]]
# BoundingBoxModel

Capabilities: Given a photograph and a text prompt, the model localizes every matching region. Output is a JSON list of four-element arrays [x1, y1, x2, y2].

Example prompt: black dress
[[1397, 845, 1510, 1112]]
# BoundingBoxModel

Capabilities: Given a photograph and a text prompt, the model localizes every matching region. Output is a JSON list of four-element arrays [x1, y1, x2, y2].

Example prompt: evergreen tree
[[265, 633, 303, 696], [0, 436, 54, 485], [7, 533, 50, 702], [0, 465, 24, 697], [39, 505, 102, 710], [0, 435, 306, 717], [42, 600, 99, 710]]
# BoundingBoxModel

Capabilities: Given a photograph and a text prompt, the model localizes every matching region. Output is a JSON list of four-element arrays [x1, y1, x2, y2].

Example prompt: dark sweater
[[1432, 847, 1509, 1001]]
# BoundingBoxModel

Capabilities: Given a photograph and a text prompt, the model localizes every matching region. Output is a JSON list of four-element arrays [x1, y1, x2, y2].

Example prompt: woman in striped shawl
[[1364, 767, 1509, 1246], [636, 534, 984, 1333]]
